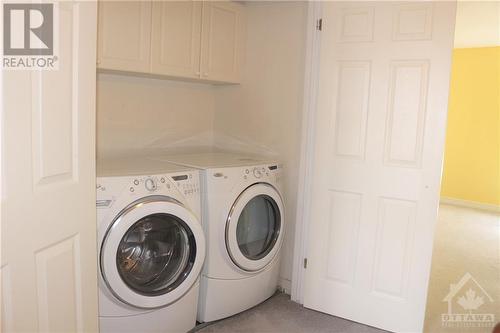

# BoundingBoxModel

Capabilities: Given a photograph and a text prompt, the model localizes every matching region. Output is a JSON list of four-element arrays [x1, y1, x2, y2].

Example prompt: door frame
[[291, 1, 322, 304]]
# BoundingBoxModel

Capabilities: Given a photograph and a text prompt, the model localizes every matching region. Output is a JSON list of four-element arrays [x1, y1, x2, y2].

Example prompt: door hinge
[[303, 258, 308, 269], [316, 18, 323, 31]]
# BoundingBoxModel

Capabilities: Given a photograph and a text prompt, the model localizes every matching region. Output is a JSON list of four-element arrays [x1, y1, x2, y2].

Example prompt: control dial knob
[[253, 167, 263, 178], [144, 178, 157, 191]]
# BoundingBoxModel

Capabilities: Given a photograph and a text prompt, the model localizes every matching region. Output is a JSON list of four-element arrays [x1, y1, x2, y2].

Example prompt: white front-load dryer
[[96, 156, 205, 333], [152, 152, 285, 323]]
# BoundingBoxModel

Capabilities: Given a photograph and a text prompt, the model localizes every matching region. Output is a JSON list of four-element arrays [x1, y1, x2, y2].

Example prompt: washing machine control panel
[[96, 172, 200, 211], [174, 174, 200, 196], [129, 176, 160, 193], [126, 173, 199, 196]]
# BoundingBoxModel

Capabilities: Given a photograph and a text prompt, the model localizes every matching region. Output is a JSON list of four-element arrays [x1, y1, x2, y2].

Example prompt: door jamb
[[291, 0, 322, 304]]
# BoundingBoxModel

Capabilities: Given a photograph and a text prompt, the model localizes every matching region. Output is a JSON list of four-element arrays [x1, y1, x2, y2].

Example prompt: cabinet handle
[[195, 71, 200, 76], [203, 72, 209, 77]]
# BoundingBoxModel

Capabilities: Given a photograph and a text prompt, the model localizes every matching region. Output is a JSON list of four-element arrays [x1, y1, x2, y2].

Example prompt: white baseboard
[[440, 197, 500, 213], [278, 277, 292, 295]]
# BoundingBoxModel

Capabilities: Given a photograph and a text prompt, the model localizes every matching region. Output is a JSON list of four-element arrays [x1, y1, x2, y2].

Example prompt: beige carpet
[[424, 204, 500, 333], [194, 293, 387, 333]]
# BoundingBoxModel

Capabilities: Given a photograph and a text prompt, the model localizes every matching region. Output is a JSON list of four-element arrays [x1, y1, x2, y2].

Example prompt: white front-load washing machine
[[153, 152, 285, 322], [96, 156, 205, 333]]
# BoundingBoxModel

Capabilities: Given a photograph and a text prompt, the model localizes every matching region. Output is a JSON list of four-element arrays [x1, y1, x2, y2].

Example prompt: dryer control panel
[[242, 164, 282, 183]]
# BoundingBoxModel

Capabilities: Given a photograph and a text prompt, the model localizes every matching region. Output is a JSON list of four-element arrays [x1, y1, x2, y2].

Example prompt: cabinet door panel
[[201, 1, 244, 83], [151, 1, 202, 78], [97, 1, 152, 73]]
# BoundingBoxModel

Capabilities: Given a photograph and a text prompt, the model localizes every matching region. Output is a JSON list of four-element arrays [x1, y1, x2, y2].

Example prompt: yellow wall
[[441, 47, 500, 206]]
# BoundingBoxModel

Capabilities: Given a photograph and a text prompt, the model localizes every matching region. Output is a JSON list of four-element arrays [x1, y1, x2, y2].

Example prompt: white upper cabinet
[[151, 1, 202, 78], [201, 1, 244, 83], [97, 1, 152, 73], [97, 1, 245, 84]]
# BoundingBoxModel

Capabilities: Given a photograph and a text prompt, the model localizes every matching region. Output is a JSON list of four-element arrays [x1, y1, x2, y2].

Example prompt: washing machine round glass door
[[225, 183, 284, 272], [100, 196, 205, 309]]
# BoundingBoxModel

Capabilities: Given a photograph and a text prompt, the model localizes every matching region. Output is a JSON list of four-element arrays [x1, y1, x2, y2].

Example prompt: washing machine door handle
[[225, 183, 284, 272], [100, 197, 205, 309]]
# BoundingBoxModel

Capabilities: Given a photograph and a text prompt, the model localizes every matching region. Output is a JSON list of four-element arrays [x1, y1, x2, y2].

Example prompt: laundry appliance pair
[[96, 152, 285, 333]]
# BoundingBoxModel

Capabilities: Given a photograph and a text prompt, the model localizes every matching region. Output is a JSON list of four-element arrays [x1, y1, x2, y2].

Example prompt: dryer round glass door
[[226, 183, 284, 272], [236, 195, 280, 260], [100, 196, 205, 309]]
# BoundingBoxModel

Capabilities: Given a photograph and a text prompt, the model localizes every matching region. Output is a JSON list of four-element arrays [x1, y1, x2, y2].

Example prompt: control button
[[96, 199, 112, 208], [160, 177, 165, 183], [253, 167, 263, 178], [129, 187, 134, 192], [145, 178, 157, 191], [245, 169, 249, 174], [133, 179, 139, 185]]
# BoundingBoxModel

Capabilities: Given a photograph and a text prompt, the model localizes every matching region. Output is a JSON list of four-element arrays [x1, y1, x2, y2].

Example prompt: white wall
[[454, 1, 500, 48], [213, 2, 308, 291], [96, 1, 308, 291], [96, 73, 216, 157]]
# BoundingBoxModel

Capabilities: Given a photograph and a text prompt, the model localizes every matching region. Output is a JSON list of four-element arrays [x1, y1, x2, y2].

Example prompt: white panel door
[[200, 1, 244, 83], [97, 1, 152, 73], [151, 1, 202, 79], [303, 2, 456, 332], [1, 2, 99, 332]]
